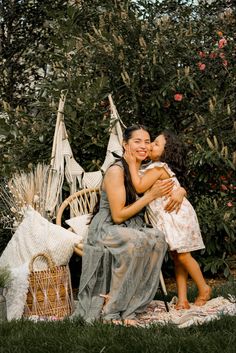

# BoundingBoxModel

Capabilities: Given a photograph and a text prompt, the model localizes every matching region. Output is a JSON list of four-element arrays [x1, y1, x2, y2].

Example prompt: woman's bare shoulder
[[103, 164, 124, 190], [106, 163, 123, 175], [103, 163, 123, 180]]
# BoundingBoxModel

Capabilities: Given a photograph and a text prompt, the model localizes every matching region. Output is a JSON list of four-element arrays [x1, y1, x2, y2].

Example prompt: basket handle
[[29, 252, 56, 272]]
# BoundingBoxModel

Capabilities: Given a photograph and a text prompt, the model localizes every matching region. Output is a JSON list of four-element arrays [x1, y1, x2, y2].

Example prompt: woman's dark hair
[[160, 130, 188, 187], [122, 124, 150, 205], [91, 124, 150, 218]]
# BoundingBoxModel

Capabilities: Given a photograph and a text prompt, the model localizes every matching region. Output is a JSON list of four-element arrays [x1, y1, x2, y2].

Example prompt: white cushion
[[0, 206, 83, 270], [65, 214, 92, 243]]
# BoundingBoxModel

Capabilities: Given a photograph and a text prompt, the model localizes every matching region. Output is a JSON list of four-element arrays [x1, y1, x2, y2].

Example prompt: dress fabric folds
[[76, 162, 167, 321]]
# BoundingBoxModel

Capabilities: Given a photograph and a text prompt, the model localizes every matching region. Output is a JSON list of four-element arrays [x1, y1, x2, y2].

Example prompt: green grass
[[0, 281, 235, 353]]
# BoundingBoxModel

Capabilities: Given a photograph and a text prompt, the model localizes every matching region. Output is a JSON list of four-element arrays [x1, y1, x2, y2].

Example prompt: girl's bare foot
[[175, 300, 190, 310], [194, 286, 212, 306]]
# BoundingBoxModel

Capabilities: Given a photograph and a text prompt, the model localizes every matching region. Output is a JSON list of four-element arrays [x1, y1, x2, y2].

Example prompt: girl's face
[[149, 134, 166, 161], [123, 129, 151, 162]]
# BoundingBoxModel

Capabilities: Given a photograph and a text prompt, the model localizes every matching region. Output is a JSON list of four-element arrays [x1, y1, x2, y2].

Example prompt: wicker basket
[[23, 253, 74, 318]]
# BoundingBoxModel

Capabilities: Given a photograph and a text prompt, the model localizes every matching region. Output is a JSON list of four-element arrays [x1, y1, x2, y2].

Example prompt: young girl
[[125, 130, 211, 309]]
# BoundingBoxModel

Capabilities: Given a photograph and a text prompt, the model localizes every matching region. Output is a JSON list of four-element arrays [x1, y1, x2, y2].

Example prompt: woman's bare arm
[[103, 165, 174, 224], [164, 187, 187, 213]]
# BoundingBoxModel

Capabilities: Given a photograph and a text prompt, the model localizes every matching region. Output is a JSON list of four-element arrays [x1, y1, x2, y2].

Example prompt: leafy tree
[[0, 0, 235, 275], [0, 0, 67, 175]]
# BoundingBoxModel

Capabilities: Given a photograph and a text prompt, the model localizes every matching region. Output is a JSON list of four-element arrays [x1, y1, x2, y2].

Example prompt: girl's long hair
[[160, 130, 188, 187]]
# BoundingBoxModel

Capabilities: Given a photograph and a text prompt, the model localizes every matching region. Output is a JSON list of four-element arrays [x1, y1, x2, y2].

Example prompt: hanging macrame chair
[[45, 92, 125, 217]]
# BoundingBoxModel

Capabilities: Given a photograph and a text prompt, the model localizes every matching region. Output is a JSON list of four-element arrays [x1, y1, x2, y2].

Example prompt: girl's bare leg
[[171, 251, 190, 309], [177, 252, 211, 306]]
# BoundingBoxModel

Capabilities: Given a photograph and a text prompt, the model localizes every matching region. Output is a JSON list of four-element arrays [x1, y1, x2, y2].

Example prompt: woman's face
[[123, 129, 151, 162], [149, 134, 166, 161]]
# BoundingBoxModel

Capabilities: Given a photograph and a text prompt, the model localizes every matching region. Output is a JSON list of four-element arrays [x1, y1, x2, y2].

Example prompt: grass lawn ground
[[0, 280, 235, 353]]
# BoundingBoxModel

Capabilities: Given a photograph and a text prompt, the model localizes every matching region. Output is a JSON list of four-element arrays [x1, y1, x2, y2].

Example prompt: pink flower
[[223, 60, 228, 67], [218, 38, 227, 49], [227, 202, 233, 207], [221, 184, 228, 191], [219, 52, 225, 59], [209, 52, 217, 59], [199, 51, 206, 58], [174, 93, 183, 102], [198, 62, 206, 71]]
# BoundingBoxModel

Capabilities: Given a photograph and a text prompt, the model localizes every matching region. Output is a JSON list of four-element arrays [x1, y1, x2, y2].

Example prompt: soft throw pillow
[[0, 206, 83, 270], [65, 213, 92, 243]]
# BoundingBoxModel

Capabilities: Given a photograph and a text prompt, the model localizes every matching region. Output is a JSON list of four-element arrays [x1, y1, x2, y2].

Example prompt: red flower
[[218, 38, 227, 49], [227, 202, 233, 207], [198, 62, 206, 71], [174, 93, 183, 102]]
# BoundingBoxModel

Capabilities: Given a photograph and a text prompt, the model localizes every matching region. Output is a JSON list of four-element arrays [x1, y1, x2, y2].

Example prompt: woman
[[76, 125, 186, 324]]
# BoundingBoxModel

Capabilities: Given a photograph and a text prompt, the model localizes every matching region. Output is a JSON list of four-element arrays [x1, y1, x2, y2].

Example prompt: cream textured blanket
[[0, 206, 82, 320]]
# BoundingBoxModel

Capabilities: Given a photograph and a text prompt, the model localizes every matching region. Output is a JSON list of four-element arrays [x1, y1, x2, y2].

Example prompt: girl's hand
[[124, 146, 136, 166], [147, 179, 174, 200], [164, 186, 186, 213]]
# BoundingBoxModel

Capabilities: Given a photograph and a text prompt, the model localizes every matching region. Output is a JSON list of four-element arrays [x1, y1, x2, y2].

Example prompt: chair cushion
[[65, 214, 92, 243]]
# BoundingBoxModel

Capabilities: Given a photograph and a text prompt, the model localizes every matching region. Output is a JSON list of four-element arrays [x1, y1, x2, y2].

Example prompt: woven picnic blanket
[[27, 296, 236, 325], [135, 296, 236, 328]]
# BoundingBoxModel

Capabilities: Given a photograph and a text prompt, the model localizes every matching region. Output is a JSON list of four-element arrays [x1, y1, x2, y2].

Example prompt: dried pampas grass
[[0, 164, 51, 230]]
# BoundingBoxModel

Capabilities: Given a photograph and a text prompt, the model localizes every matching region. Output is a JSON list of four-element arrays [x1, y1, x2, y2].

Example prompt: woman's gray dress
[[76, 163, 167, 322]]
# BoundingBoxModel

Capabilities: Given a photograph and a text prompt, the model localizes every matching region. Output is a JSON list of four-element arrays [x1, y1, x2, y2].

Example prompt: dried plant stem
[[0, 163, 51, 230]]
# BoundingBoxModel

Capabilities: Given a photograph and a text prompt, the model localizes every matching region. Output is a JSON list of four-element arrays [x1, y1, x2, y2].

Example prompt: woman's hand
[[146, 179, 174, 200], [164, 186, 186, 213]]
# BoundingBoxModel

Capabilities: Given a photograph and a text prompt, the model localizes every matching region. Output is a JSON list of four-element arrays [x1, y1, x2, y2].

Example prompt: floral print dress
[[143, 162, 205, 253]]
